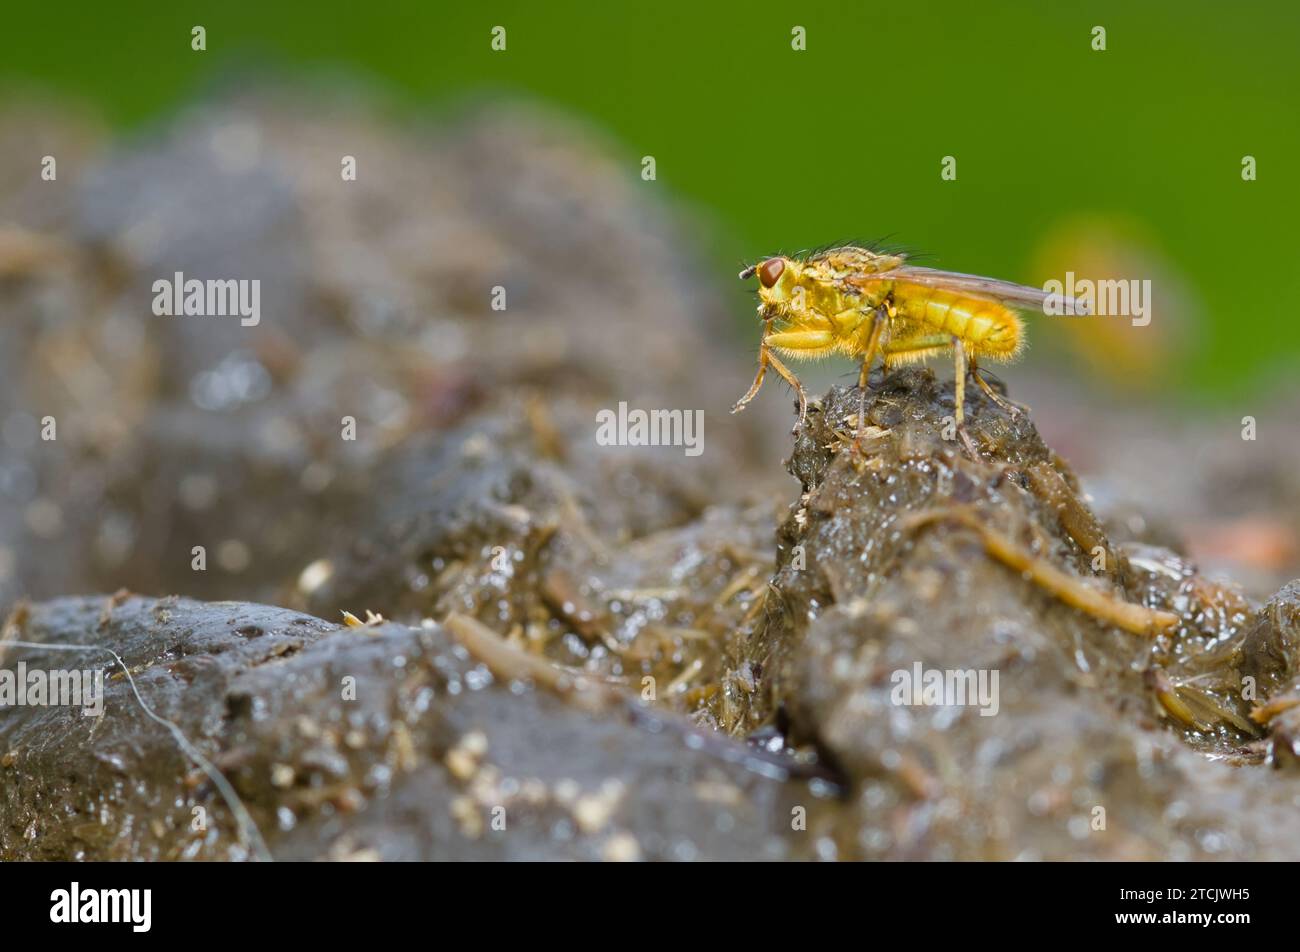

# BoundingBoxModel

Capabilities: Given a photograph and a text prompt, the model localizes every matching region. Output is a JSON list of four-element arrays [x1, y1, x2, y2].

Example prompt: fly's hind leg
[[969, 357, 1027, 419], [952, 338, 979, 457]]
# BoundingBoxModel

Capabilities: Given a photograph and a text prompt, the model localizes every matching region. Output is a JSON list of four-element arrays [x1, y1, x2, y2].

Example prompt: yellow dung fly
[[732, 244, 1087, 447]]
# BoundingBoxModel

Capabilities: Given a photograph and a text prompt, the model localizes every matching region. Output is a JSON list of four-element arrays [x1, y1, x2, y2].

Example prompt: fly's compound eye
[[758, 257, 785, 288]]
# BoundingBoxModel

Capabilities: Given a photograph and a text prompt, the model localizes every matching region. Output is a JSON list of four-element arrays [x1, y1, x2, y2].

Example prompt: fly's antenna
[[738, 263, 757, 280]]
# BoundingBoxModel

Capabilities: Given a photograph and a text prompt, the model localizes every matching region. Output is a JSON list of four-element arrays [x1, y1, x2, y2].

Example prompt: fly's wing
[[846, 265, 1092, 315]]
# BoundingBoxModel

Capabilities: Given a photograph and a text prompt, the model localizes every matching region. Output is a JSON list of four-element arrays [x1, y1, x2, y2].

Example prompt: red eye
[[758, 258, 785, 288]]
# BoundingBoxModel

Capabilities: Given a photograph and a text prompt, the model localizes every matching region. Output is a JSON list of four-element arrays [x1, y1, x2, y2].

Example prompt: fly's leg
[[969, 356, 1027, 419], [952, 337, 966, 427], [765, 348, 809, 425], [855, 358, 870, 442], [882, 333, 950, 365], [952, 337, 979, 456], [731, 336, 810, 425], [756, 329, 836, 426], [855, 303, 889, 438], [732, 349, 771, 414], [734, 314, 777, 414]]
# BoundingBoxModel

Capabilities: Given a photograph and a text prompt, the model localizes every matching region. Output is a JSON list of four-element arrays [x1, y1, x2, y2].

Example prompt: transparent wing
[[846, 266, 1092, 315]]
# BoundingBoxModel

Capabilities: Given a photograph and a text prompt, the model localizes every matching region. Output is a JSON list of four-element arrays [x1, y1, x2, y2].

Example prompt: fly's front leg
[[731, 337, 810, 426], [758, 329, 834, 426], [731, 348, 771, 415], [764, 348, 809, 425], [733, 314, 778, 414]]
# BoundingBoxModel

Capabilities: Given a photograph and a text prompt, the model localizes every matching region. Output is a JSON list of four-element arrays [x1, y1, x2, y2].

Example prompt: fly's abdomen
[[897, 288, 1022, 358]]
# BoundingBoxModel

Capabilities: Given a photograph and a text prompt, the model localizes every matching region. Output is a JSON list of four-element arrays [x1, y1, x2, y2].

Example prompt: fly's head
[[739, 255, 803, 321]]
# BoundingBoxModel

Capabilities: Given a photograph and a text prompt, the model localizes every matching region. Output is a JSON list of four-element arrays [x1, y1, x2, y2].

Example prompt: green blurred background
[[4, 0, 1297, 400]]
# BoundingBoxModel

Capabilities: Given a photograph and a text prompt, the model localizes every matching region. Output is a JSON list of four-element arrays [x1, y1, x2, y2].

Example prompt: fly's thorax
[[799, 274, 848, 319], [849, 279, 891, 311], [774, 268, 880, 324], [820, 247, 905, 277]]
